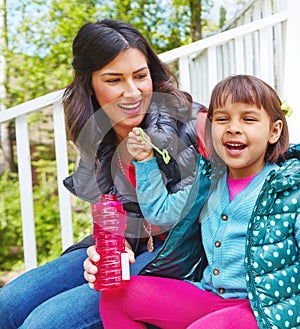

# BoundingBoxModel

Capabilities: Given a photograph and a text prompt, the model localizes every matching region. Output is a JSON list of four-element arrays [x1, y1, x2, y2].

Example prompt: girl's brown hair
[[205, 74, 289, 163]]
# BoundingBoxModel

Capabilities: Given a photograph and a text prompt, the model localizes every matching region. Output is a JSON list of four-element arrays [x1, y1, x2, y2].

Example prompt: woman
[[0, 19, 206, 329]]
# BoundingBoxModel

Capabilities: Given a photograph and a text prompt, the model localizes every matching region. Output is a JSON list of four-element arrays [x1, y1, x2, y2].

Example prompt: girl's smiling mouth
[[225, 142, 247, 155]]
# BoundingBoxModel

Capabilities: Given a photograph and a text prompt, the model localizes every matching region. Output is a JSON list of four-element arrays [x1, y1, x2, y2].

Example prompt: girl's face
[[92, 48, 153, 140], [211, 100, 282, 179]]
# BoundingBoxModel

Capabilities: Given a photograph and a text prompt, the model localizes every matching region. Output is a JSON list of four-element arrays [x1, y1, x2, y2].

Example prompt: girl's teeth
[[227, 143, 245, 150], [228, 143, 242, 147]]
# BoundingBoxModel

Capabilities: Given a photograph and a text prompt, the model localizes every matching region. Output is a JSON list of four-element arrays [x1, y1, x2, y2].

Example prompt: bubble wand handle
[[138, 127, 170, 164]]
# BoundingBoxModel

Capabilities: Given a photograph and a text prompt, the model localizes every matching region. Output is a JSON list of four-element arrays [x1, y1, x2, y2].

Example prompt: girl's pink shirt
[[227, 173, 258, 202]]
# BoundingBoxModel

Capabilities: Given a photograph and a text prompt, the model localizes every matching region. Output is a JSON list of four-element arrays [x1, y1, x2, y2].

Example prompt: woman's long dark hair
[[63, 19, 192, 148]]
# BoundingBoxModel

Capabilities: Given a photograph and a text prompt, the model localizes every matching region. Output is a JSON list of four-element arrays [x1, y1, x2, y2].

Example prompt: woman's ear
[[269, 119, 283, 144]]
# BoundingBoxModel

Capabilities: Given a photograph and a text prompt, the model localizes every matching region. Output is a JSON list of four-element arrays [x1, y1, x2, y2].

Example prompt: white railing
[[0, 0, 299, 271], [160, 0, 300, 143], [0, 90, 72, 270]]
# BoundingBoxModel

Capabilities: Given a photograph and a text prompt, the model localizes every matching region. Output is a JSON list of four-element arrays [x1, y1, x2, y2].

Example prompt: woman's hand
[[84, 241, 136, 289], [83, 246, 99, 289], [127, 127, 154, 162], [125, 239, 136, 264]]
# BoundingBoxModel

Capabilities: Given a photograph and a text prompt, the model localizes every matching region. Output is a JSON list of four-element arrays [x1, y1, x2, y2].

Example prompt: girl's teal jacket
[[140, 144, 300, 329]]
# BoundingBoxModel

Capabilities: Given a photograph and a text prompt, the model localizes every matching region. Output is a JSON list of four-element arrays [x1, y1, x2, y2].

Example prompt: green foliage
[[0, 172, 23, 270], [109, 0, 170, 51], [219, 6, 227, 30], [31, 145, 92, 264], [31, 156, 62, 261], [0, 146, 91, 271], [5, 0, 101, 107], [4, 0, 221, 108]]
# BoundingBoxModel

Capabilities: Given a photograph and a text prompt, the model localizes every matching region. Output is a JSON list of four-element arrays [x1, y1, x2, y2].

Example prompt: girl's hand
[[127, 127, 154, 162], [83, 241, 136, 289]]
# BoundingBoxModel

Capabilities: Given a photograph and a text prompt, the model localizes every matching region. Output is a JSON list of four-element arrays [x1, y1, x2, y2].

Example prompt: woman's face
[[92, 48, 153, 140]]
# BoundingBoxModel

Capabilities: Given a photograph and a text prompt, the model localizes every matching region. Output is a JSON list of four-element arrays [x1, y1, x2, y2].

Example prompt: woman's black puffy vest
[[63, 99, 206, 255]]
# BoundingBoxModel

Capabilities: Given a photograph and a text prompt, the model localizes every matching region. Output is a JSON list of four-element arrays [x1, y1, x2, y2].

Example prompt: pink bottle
[[91, 194, 130, 291]]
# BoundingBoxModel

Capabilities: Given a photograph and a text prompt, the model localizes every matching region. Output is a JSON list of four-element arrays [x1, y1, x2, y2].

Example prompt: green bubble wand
[[137, 127, 171, 164]]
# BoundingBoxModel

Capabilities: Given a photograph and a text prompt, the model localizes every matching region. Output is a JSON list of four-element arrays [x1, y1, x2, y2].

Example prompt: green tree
[[0, 0, 16, 172], [0, 171, 23, 270], [4, 0, 223, 110], [97, 0, 169, 52], [219, 6, 227, 30], [172, 0, 213, 42], [0, 157, 91, 271], [6, 0, 102, 106]]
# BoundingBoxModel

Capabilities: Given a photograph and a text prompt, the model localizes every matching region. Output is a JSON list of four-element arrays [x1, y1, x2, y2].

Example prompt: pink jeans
[[100, 276, 258, 329]]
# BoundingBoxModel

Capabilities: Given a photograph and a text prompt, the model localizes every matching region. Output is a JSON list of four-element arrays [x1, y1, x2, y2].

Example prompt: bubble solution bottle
[[91, 194, 130, 291]]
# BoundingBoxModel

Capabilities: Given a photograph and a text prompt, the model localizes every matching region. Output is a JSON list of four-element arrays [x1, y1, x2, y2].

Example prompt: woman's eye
[[106, 78, 120, 83], [135, 73, 148, 79]]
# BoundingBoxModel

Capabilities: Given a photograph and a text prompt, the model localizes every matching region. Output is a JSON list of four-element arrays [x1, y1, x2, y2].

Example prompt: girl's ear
[[269, 120, 283, 144]]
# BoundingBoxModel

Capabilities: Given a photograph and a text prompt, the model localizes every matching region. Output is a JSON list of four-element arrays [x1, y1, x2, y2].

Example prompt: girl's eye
[[214, 116, 228, 122], [244, 117, 257, 122]]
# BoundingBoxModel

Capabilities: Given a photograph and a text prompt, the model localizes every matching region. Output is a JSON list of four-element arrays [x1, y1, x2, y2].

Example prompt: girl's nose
[[227, 121, 242, 134]]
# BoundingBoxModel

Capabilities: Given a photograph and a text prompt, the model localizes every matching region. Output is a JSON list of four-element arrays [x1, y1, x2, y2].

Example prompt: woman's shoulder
[[145, 100, 199, 147]]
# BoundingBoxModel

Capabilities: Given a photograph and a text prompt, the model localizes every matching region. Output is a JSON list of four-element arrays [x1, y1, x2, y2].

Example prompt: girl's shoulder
[[278, 157, 300, 176], [269, 157, 300, 192], [284, 143, 300, 160]]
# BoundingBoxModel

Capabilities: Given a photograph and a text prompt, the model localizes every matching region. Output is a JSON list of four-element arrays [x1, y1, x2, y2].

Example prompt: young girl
[[99, 75, 300, 329]]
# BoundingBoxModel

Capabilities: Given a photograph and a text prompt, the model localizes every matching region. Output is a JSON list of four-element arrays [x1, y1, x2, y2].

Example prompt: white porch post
[[284, 0, 300, 143], [53, 101, 73, 251], [15, 115, 37, 270]]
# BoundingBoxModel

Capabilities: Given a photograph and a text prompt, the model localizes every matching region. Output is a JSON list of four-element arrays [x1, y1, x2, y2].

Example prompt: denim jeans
[[0, 240, 163, 329]]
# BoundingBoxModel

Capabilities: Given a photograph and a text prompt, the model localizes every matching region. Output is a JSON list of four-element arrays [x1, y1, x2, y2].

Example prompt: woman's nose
[[123, 80, 141, 98]]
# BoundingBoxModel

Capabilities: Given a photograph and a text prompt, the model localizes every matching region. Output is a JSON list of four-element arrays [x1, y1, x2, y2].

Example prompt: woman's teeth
[[120, 102, 140, 109]]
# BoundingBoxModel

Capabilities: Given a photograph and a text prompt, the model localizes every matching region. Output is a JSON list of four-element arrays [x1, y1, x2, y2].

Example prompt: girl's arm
[[133, 157, 193, 226]]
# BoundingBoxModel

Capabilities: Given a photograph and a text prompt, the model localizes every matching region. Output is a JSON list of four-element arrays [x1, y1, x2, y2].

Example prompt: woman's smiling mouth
[[119, 100, 143, 115]]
